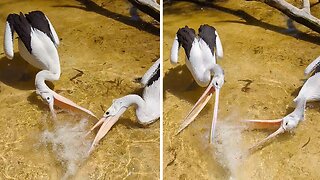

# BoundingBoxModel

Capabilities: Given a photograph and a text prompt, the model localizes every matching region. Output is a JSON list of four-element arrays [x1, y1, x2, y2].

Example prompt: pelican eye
[[215, 82, 218, 86], [47, 97, 50, 100], [285, 122, 288, 126], [105, 112, 109, 115]]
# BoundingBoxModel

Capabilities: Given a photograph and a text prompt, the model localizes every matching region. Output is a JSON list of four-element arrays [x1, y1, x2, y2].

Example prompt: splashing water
[[213, 112, 247, 179], [40, 117, 91, 179]]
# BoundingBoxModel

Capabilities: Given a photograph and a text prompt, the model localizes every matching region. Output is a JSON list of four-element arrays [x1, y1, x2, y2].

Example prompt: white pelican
[[3, 11, 96, 118], [171, 24, 224, 143], [245, 56, 320, 151], [87, 59, 160, 153]]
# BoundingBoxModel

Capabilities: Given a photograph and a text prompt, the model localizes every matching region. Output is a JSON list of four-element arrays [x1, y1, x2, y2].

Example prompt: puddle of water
[[40, 116, 91, 179], [213, 112, 246, 179]]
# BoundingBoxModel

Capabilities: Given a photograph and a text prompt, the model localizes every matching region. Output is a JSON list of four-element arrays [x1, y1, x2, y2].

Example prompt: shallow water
[[40, 116, 92, 180], [0, 0, 159, 179], [164, 1, 320, 179]]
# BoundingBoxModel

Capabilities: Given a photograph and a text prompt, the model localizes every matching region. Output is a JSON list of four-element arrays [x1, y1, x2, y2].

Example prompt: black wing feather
[[198, 24, 217, 56], [7, 13, 32, 53], [25, 11, 55, 44], [176, 26, 196, 59], [146, 64, 160, 87]]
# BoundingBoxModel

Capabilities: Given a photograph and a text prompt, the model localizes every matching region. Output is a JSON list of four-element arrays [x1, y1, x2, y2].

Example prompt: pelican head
[[245, 101, 305, 151], [87, 97, 129, 153], [103, 98, 128, 118], [37, 90, 55, 115], [212, 73, 224, 89], [254, 113, 301, 149], [210, 63, 224, 89], [282, 113, 301, 131], [36, 86, 97, 119], [34, 70, 97, 119]]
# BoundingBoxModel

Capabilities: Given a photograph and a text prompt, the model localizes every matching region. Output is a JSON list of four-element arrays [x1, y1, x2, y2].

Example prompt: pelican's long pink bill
[[88, 108, 126, 154], [85, 117, 106, 137], [88, 117, 116, 154], [209, 88, 220, 144], [52, 92, 97, 119], [176, 83, 215, 135], [49, 102, 57, 120], [249, 126, 285, 152], [243, 119, 282, 130]]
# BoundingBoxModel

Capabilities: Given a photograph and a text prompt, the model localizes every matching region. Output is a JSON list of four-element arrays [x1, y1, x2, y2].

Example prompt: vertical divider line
[[159, 0, 164, 179]]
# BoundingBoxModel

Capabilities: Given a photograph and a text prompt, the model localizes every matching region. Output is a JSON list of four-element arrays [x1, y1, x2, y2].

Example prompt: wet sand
[[0, 0, 159, 179], [164, 1, 320, 179]]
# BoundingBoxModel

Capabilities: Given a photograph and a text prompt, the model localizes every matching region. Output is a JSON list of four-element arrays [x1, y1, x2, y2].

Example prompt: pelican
[[245, 56, 320, 151], [3, 11, 96, 118], [171, 24, 224, 143], [87, 59, 160, 153]]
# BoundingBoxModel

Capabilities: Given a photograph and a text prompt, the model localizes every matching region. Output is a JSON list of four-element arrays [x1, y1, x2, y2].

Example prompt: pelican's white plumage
[[44, 15, 59, 47], [170, 24, 225, 143], [88, 59, 160, 153], [295, 72, 320, 103], [4, 22, 14, 59], [170, 25, 223, 87], [304, 55, 320, 76], [187, 39, 212, 86], [3, 11, 96, 118], [215, 31, 223, 59], [22, 29, 59, 71], [245, 55, 320, 151], [141, 58, 160, 87], [170, 35, 180, 64]]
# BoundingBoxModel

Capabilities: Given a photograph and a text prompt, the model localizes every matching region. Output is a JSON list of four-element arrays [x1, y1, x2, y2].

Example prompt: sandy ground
[[0, 0, 159, 179], [164, 0, 320, 179]]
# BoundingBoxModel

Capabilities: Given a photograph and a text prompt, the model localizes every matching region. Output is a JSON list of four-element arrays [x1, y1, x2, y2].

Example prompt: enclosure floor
[[0, 0, 159, 179], [164, 1, 320, 179]]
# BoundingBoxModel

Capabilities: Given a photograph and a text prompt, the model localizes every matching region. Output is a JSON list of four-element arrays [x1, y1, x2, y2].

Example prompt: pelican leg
[[129, 5, 140, 21]]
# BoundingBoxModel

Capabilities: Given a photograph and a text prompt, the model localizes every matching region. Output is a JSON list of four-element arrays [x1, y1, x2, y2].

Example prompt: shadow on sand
[[164, 64, 213, 115], [0, 53, 57, 113], [0, 53, 37, 90], [166, 0, 320, 45], [53, 0, 159, 36], [27, 91, 49, 112]]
